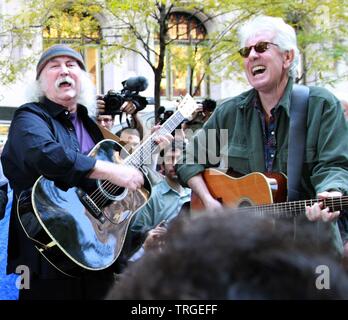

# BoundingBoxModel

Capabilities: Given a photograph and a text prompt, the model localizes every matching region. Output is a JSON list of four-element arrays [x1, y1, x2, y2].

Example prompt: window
[[160, 13, 207, 98], [42, 11, 101, 90]]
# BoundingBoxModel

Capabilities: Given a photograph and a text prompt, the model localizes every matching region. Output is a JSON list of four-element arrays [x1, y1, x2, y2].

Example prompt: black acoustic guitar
[[17, 94, 198, 276]]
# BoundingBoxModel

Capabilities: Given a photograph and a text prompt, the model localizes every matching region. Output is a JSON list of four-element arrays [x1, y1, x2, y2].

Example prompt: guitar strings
[[88, 111, 186, 209], [238, 197, 348, 218], [88, 103, 347, 216]]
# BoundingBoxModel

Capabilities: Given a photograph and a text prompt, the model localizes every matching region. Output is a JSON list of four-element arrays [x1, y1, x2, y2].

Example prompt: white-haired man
[[177, 16, 348, 255], [1, 44, 150, 299]]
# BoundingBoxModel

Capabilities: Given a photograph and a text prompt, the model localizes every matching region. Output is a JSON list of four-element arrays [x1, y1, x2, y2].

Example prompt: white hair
[[25, 70, 97, 116], [238, 15, 300, 79]]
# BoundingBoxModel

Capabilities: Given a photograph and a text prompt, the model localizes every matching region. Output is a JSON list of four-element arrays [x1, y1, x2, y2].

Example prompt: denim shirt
[[1, 97, 103, 194], [131, 178, 191, 234]]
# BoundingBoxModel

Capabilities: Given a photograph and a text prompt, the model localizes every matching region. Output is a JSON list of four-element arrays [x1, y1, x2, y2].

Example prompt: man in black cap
[[1, 44, 149, 299]]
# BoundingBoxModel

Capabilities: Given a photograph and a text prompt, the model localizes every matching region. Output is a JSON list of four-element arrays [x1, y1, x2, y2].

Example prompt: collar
[[276, 77, 293, 117], [39, 96, 89, 119], [158, 178, 185, 196], [238, 77, 294, 116]]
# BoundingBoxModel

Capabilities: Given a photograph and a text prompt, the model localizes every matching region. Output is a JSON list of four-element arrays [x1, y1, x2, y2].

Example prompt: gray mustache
[[55, 77, 75, 88]]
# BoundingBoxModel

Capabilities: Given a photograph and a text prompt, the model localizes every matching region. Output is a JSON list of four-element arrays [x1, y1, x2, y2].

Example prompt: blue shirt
[[131, 178, 191, 234]]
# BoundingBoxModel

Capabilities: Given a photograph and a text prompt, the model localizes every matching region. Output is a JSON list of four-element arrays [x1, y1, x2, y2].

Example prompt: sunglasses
[[238, 41, 278, 58]]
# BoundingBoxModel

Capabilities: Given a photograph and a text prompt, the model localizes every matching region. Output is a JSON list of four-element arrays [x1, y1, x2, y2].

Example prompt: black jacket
[[1, 97, 104, 277]]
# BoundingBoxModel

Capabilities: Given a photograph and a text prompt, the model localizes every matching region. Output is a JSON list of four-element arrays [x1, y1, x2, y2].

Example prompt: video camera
[[103, 76, 149, 116]]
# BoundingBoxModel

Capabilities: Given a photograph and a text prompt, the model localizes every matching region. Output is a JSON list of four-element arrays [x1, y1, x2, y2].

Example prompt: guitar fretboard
[[124, 110, 186, 168], [239, 196, 348, 218]]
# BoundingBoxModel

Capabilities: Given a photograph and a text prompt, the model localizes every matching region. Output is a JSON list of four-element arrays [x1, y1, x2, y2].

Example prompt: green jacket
[[178, 78, 348, 196], [177, 78, 348, 254]]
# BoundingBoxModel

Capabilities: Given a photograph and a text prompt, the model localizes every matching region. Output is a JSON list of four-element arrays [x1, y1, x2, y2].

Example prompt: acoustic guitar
[[191, 169, 346, 218], [17, 94, 198, 276]]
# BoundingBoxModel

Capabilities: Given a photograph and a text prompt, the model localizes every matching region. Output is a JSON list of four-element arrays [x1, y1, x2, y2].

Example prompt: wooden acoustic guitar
[[17, 94, 198, 276], [191, 169, 347, 218]]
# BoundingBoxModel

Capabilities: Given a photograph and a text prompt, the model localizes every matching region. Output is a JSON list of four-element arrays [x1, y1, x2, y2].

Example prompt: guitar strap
[[97, 123, 163, 186], [97, 123, 122, 143], [287, 84, 309, 201]]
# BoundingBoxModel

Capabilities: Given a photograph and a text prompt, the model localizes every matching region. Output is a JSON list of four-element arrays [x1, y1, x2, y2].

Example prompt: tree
[[100, 0, 228, 119], [210, 0, 348, 86], [1, 0, 348, 112]]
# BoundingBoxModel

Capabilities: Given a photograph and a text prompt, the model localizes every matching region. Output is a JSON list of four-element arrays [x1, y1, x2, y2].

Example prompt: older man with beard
[[1, 44, 150, 300]]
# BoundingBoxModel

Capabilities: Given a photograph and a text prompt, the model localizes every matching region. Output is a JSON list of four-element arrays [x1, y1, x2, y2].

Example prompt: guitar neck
[[244, 196, 348, 218], [125, 110, 185, 168]]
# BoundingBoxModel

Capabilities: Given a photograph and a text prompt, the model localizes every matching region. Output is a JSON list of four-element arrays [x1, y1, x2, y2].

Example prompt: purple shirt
[[70, 112, 95, 154]]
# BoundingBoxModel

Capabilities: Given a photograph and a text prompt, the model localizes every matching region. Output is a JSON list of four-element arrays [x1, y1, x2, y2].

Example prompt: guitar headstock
[[176, 94, 200, 121]]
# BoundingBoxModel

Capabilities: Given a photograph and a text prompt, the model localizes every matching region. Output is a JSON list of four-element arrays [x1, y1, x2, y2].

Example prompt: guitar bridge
[[76, 190, 106, 224]]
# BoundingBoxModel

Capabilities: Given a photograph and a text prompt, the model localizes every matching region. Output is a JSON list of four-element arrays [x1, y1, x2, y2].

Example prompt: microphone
[[124, 76, 149, 92]]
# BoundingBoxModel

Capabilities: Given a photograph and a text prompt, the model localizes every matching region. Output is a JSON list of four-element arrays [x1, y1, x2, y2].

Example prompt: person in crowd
[[96, 95, 144, 138], [176, 15, 348, 255], [96, 113, 115, 131], [107, 210, 348, 299], [129, 142, 191, 259], [181, 98, 217, 134], [117, 127, 141, 152], [0, 44, 169, 300]]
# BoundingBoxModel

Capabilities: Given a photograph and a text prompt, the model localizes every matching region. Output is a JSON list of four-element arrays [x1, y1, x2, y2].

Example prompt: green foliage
[[1, 0, 348, 91]]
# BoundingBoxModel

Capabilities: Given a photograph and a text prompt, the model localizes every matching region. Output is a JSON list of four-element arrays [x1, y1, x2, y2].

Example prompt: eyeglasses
[[97, 118, 113, 123], [238, 41, 278, 58]]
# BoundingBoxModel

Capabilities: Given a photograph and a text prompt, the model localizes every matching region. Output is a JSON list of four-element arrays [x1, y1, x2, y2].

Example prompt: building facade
[[0, 1, 347, 143]]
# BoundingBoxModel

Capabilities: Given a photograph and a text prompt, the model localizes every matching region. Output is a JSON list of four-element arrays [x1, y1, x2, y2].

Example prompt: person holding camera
[[181, 98, 216, 134], [96, 77, 148, 137], [96, 96, 144, 138], [1, 44, 162, 300]]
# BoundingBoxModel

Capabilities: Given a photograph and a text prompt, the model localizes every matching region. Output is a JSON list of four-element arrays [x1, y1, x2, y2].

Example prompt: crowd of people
[[1, 14, 348, 300]]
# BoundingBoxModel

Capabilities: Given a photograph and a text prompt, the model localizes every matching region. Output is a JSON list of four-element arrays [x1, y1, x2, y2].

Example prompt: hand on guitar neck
[[190, 169, 343, 223], [305, 190, 342, 222]]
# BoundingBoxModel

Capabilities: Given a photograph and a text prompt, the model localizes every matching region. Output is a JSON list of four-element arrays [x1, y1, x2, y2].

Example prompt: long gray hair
[[26, 69, 97, 116], [238, 15, 300, 79]]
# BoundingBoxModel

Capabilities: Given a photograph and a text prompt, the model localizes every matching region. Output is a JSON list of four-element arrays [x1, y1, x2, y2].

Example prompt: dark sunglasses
[[238, 41, 278, 58]]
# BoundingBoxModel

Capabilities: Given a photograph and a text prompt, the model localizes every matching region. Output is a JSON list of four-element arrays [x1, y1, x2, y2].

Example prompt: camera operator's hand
[[96, 94, 106, 114], [96, 95, 137, 115], [190, 104, 204, 119], [120, 101, 137, 115]]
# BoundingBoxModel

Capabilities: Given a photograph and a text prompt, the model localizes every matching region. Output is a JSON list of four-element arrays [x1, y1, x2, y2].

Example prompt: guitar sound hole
[[97, 180, 128, 201], [238, 200, 253, 208]]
